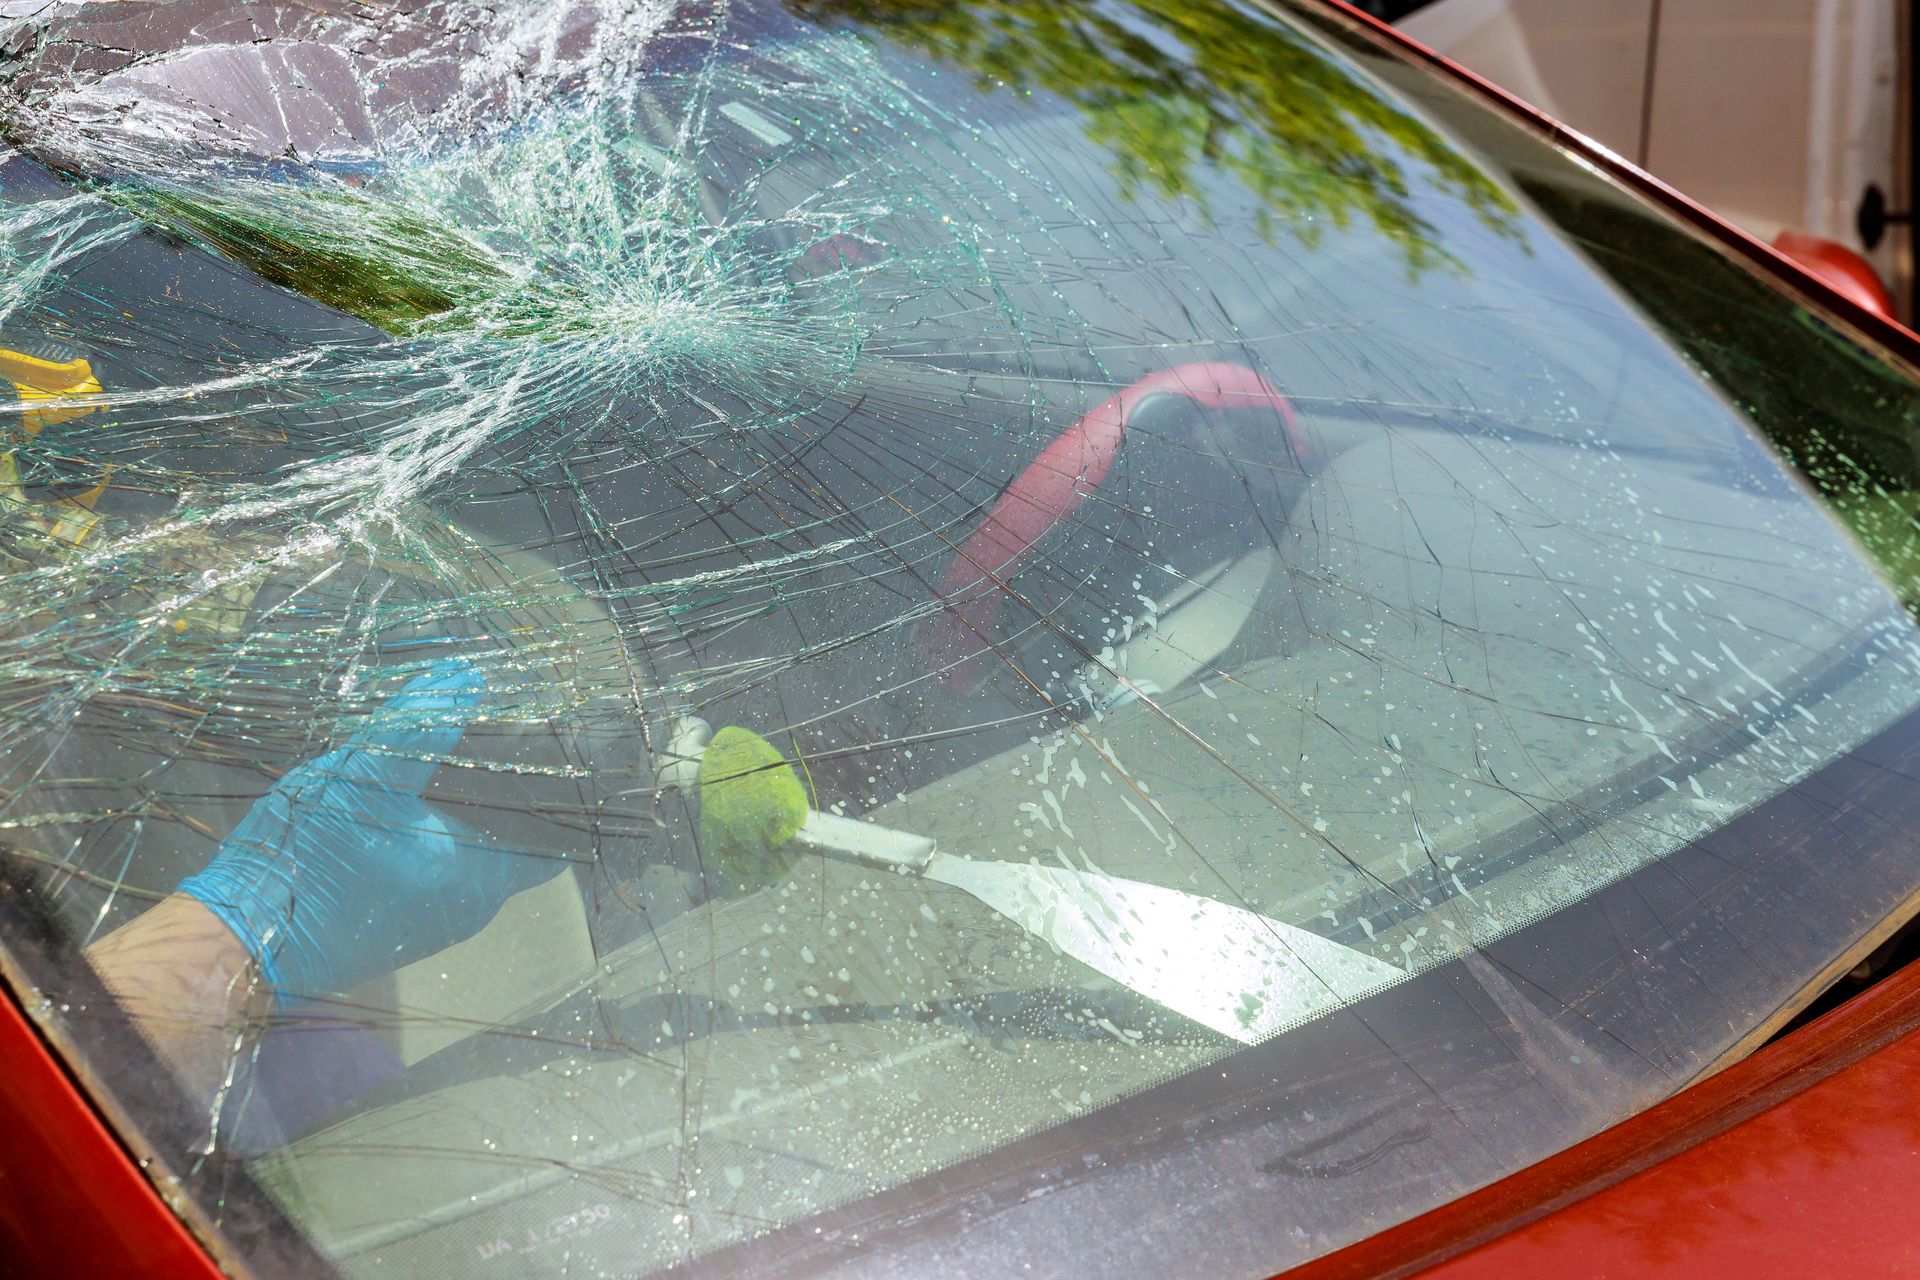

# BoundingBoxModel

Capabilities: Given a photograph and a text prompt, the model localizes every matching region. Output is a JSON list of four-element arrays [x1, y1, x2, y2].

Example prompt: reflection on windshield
[[0, 1, 1919, 1277], [1514, 174, 1920, 602], [791, 0, 1522, 267]]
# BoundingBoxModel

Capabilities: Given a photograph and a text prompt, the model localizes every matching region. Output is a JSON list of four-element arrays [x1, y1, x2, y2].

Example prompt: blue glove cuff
[[178, 859, 295, 998]]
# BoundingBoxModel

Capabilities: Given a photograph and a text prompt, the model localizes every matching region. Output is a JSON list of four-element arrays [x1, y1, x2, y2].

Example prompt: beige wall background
[[1401, 0, 1903, 290]]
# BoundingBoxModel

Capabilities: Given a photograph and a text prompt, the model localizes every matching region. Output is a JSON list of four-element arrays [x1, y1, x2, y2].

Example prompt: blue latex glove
[[179, 659, 557, 1002]]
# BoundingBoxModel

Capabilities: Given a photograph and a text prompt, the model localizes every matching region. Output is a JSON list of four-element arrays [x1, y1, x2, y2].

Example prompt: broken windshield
[[4, 0, 1920, 1276]]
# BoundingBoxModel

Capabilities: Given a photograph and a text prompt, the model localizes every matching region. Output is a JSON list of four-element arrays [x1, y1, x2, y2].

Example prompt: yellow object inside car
[[0, 345, 107, 547]]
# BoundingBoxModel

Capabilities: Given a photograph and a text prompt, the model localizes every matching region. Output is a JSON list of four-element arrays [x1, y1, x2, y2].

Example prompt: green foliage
[[797, 0, 1521, 271], [106, 186, 504, 336]]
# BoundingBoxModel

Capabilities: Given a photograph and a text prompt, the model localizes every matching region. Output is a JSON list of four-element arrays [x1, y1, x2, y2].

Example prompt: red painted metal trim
[[1280, 931, 1920, 1279], [0, 983, 227, 1279], [1421, 993, 1920, 1278], [1309, 0, 1920, 351]]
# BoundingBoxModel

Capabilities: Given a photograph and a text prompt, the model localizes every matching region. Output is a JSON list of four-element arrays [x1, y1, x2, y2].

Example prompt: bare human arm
[[84, 893, 271, 1104]]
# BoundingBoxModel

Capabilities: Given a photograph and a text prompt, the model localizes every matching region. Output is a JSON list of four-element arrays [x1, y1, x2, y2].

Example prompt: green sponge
[[698, 726, 808, 893]]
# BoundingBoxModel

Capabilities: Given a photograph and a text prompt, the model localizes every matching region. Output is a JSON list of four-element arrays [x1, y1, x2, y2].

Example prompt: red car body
[[4, 3, 1920, 1278]]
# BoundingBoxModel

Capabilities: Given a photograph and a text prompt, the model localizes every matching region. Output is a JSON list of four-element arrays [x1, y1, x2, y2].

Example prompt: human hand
[[179, 659, 559, 1001]]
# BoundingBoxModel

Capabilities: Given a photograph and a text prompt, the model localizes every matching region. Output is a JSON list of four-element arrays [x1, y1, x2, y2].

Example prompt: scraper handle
[[793, 810, 937, 874]]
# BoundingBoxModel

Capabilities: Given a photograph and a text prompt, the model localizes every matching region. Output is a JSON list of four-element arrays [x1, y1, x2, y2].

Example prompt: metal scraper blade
[[922, 852, 1402, 1043]]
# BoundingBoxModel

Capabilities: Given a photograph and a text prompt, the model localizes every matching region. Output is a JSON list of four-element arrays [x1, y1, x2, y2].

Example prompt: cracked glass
[[3, 0, 1920, 1276]]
